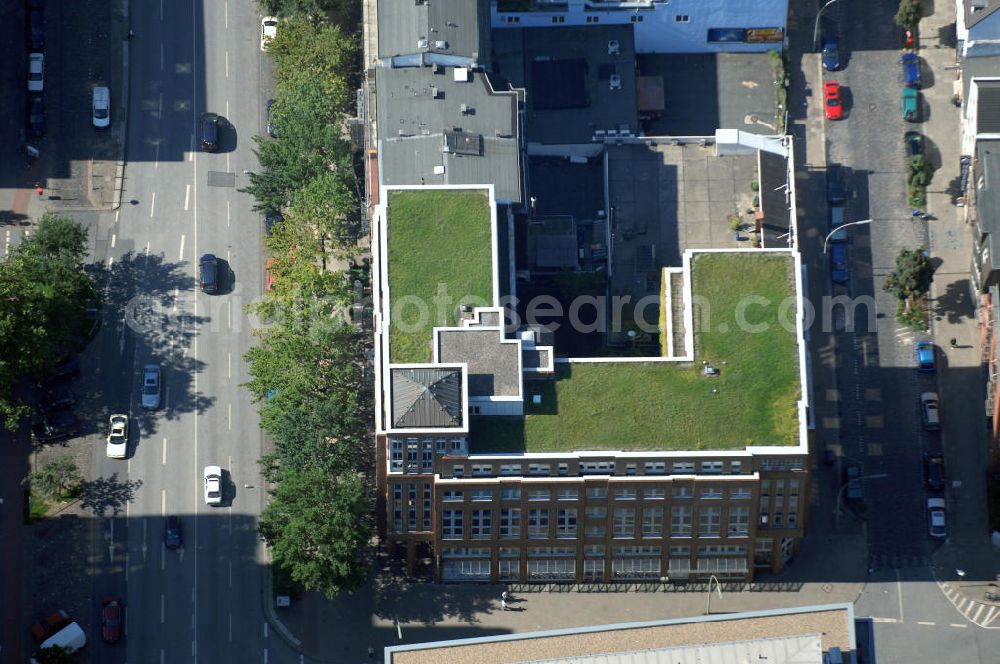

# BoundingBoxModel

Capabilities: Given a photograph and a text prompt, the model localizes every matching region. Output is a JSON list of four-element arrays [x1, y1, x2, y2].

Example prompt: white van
[[31, 622, 86, 662]]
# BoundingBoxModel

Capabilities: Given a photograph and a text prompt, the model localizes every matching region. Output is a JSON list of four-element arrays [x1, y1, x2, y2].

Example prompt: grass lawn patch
[[26, 490, 51, 523], [470, 253, 800, 453], [387, 190, 494, 363]]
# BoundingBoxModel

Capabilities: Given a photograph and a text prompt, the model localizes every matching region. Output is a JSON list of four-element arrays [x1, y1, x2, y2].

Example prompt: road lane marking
[[896, 569, 904, 622], [185, 184, 191, 211], [161, 649, 164, 664], [264, 648, 268, 664], [189, 136, 194, 160], [150, 191, 156, 218], [192, 586, 196, 602], [225, 51, 229, 78], [872, 617, 899, 623], [985, 607, 999, 625], [160, 594, 165, 623], [160, 0, 163, 20], [229, 613, 233, 641], [227, 200, 231, 228], [228, 352, 231, 379], [178, 234, 185, 261], [155, 142, 160, 168], [951, 623, 968, 628], [228, 403, 232, 430], [163, 437, 167, 465], [161, 543, 165, 571], [173, 288, 179, 312], [108, 256, 114, 269], [161, 489, 166, 516], [125, 551, 129, 581], [228, 299, 232, 329], [264, 623, 268, 639], [918, 621, 935, 626], [115, 209, 119, 224], [145, 241, 150, 256], [974, 604, 985, 622], [111, 233, 116, 248]]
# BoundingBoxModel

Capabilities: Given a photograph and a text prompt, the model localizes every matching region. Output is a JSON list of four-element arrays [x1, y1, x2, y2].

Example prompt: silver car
[[141, 364, 161, 409]]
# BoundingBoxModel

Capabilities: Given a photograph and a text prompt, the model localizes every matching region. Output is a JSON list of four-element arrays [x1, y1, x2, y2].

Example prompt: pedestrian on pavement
[[35, 183, 43, 197], [500, 598, 508, 611], [950, 338, 958, 349], [501, 590, 509, 601], [912, 208, 922, 217], [128, 29, 135, 39]]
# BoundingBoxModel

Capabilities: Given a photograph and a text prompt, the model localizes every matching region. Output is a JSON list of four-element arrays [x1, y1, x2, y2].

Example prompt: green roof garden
[[387, 189, 495, 364], [470, 252, 801, 453]]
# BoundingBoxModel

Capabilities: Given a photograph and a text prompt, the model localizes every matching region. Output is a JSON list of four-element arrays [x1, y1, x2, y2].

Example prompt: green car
[[903, 87, 919, 122]]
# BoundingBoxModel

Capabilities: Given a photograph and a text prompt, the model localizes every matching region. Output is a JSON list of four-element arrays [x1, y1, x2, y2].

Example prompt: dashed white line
[[155, 143, 160, 168], [227, 200, 231, 228], [229, 613, 233, 641], [264, 623, 269, 639], [225, 51, 229, 78], [111, 233, 117, 248], [951, 623, 969, 628], [162, 437, 167, 465], [918, 621, 935, 626], [973, 604, 986, 623], [228, 403, 232, 430], [150, 191, 156, 218], [185, 184, 191, 211], [985, 607, 999, 625], [228, 352, 232, 379], [161, 489, 166, 516], [161, 649, 165, 664], [145, 241, 150, 256], [178, 234, 186, 261], [872, 617, 899, 623], [160, 594, 165, 623]]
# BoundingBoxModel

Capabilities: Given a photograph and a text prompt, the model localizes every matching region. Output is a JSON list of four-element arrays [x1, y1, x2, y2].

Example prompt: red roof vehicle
[[824, 81, 843, 120], [101, 596, 123, 643]]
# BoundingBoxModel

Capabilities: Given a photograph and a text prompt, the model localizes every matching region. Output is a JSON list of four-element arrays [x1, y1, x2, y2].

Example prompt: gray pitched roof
[[391, 368, 463, 428], [978, 81, 1000, 134], [965, 0, 1000, 28], [376, 66, 523, 203], [378, 0, 491, 68]]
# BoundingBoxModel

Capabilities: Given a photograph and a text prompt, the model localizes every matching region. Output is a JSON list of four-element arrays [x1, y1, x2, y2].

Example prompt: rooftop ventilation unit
[[434, 40, 448, 49], [430, 86, 441, 98], [417, 38, 429, 49], [460, 103, 474, 114], [433, 165, 446, 175], [454, 67, 471, 82]]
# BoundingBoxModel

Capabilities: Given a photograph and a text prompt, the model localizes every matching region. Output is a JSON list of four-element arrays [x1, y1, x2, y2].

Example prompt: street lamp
[[835, 473, 888, 528], [705, 574, 723, 615], [813, 0, 842, 51], [823, 219, 872, 254]]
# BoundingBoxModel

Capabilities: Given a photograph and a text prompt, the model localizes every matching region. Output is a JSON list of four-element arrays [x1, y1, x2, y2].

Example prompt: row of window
[[440, 544, 748, 559], [440, 485, 754, 502], [441, 556, 748, 582], [440, 506, 753, 540]]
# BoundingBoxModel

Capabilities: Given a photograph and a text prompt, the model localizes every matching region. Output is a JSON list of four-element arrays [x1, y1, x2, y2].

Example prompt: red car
[[265, 257, 277, 291], [824, 81, 843, 120], [31, 609, 70, 642], [101, 596, 123, 643]]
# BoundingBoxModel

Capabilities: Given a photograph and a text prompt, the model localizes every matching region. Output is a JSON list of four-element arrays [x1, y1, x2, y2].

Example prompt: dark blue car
[[830, 243, 849, 284], [822, 33, 840, 71], [901, 53, 921, 89]]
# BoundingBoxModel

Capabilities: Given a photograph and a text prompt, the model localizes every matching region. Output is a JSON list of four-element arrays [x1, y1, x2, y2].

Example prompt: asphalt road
[[82, 2, 294, 662]]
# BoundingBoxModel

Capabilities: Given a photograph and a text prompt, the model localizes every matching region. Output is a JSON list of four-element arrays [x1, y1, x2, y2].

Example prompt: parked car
[[845, 464, 863, 500], [27, 53, 44, 92], [822, 33, 840, 71], [915, 341, 936, 372], [100, 596, 123, 643], [903, 87, 919, 122], [826, 163, 846, 204], [260, 16, 278, 51], [200, 112, 220, 152], [265, 98, 276, 137], [199, 253, 219, 293], [830, 243, 849, 284], [27, 9, 44, 50], [28, 94, 45, 138], [164, 515, 182, 549], [824, 81, 843, 120], [924, 452, 945, 490], [37, 387, 74, 414], [927, 497, 947, 539], [31, 410, 80, 442], [901, 53, 921, 88], [920, 392, 941, 430], [106, 414, 128, 459], [204, 466, 223, 505], [92, 86, 110, 128], [828, 204, 847, 243], [141, 364, 161, 409], [904, 131, 924, 157]]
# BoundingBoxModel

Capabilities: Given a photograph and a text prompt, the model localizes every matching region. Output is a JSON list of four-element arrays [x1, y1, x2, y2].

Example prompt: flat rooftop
[[470, 252, 801, 453], [385, 604, 855, 664], [387, 189, 495, 364]]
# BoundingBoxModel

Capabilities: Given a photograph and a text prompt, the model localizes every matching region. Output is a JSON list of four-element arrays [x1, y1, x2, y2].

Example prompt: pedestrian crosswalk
[[938, 581, 1000, 628]]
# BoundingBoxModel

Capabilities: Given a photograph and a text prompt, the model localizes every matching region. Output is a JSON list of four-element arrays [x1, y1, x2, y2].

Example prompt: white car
[[204, 466, 223, 505], [92, 86, 110, 128], [106, 414, 128, 459], [28, 53, 44, 92], [927, 497, 947, 539], [141, 364, 161, 409], [260, 16, 278, 51]]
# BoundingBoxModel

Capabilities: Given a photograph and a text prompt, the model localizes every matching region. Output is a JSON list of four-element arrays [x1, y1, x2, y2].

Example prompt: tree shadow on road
[[78, 473, 142, 517], [934, 277, 975, 325]]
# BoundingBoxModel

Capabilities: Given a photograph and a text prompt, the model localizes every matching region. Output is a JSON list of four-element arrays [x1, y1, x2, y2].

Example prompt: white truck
[[30, 621, 86, 662]]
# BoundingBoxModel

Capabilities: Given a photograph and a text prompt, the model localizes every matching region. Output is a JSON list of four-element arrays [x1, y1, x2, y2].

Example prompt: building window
[[625, 463, 637, 476], [585, 524, 606, 537], [527, 559, 575, 581], [586, 486, 608, 499], [675, 15, 690, 23], [528, 464, 551, 476], [586, 15, 600, 23], [450, 439, 464, 453], [452, 466, 465, 478], [613, 508, 635, 538], [528, 489, 550, 501], [558, 463, 569, 476], [500, 464, 522, 476], [672, 485, 693, 499], [500, 508, 521, 538], [630, 14, 644, 23], [698, 507, 722, 537], [471, 490, 492, 502], [423, 484, 432, 530], [730, 487, 752, 500], [585, 544, 605, 557], [700, 487, 723, 500], [760, 480, 771, 497], [501, 487, 521, 501], [612, 557, 660, 580], [789, 479, 801, 496], [390, 438, 403, 472], [436, 438, 447, 454], [642, 507, 663, 538], [557, 488, 579, 500], [471, 509, 492, 539], [408, 484, 417, 531], [671, 506, 693, 536], [528, 509, 549, 539], [701, 461, 724, 474], [728, 506, 751, 537], [581, 462, 615, 475], [422, 445, 433, 472], [584, 558, 605, 580], [730, 461, 743, 474], [614, 487, 637, 500], [585, 505, 607, 519], [442, 510, 464, 539], [551, 15, 564, 24], [557, 509, 578, 538], [788, 495, 799, 528], [672, 462, 694, 474], [644, 487, 665, 500], [698, 544, 747, 556], [669, 545, 690, 556], [472, 464, 493, 477], [644, 462, 666, 475], [442, 490, 464, 502], [392, 484, 402, 533], [498, 558, 519, 580]]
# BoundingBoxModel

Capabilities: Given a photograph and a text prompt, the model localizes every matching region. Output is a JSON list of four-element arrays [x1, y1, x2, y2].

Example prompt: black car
[[38, 387, 75, 414], [905, 131, 924, 157], [924, 453, 945, 490], [200, 112, 220, 152], [28, 94, 45, 138], [826, 163, 846, 205], [165, 515, 182, 549], [28, 10, 44, 50], [199, 254, 219, 293], [265, 98, 276, 137], [37, 358, 81, 390], [31, 410, 80, 442]]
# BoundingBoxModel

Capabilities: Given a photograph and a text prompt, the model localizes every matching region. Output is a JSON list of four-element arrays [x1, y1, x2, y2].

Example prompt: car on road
[[830, 243, 849, 284], [927, 497, 947, 539], [915, 340, 936, 372], [265, 98, 276, 137], [31, 410, 80, 442], [824, 81, 843, 120], [901, 52, 921, 88], [27, 10, 44, 50], [924, 452, 945, 490], [28, 94, 45, 138], [920, 392, 941, 430], [27, 53, 44, 92], [106, 414, 128, 459], [92, 86, 110, 128], [199, 253, 219, 293], [826, 163, 846, 204], [141, 364, 161, 409], [905, 131, 924, 157], [37, 387, 74, 414], [903, 87, 919, 121], [164, 515, 182, 549], [200, 112, 220, 152], [260, 16, 278, 51], [37, 358, 80, 391], [100, 596, 123, 643], [266, 257, 277, 291], [845, 464, 864, 500], [204, 465, 223, 505], [822, 33, 840, 71]]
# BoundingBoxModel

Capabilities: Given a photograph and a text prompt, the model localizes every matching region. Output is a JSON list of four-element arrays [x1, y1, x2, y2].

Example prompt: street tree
[[24, 457, 84, 500], [258, 466, 371, 597], [884, 247, 935, 303], [33, 644, 76, 664], [895, 0, 922, 30]]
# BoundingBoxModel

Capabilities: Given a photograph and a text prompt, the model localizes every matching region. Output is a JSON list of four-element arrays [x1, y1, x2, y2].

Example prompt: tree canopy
[[884, 247, 935, 302]]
